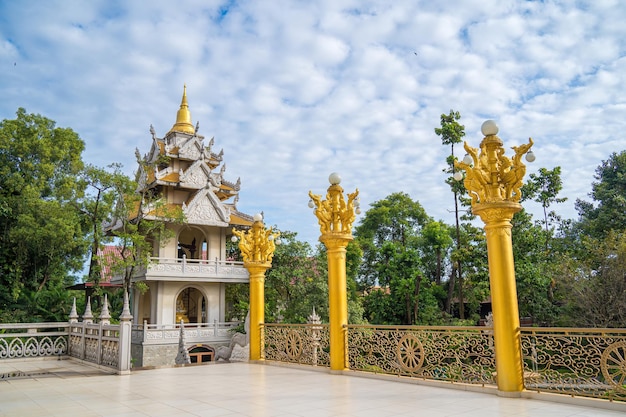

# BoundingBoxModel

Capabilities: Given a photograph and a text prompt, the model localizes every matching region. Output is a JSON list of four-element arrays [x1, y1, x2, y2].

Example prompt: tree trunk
[[413, 275, 421, 324], [445, 266, 456, 314], [453, 191, 465, 319]]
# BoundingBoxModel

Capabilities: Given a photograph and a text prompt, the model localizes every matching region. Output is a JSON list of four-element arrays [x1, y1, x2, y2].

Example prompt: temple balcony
[[132, 256, 249, 283]]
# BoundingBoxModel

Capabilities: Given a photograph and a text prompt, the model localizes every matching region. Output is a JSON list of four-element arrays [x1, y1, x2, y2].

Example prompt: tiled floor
[[1, 360, 625, 417]]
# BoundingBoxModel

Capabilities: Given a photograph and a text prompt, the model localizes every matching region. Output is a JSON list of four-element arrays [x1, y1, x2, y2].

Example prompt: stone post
[[308, 308, 322, 367], [82, 296, 94, 324], [99, 294, 111, 325], [118, 290, 133, 375]]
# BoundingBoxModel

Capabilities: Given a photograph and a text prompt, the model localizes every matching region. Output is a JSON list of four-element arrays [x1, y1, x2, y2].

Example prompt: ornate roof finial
[[169, 85, 195, 135]]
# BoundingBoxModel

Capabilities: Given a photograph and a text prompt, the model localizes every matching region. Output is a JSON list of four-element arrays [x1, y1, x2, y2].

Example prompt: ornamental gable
[[179, 160, 212, 189], [182, 188, 230, 226], [178, 137, 205, 161]]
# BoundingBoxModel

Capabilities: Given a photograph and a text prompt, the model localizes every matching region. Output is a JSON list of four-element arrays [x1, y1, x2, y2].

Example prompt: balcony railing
[[348, 324, 496, 385], [0, 321, 129, 373], [132, 321, 241, 345], [142, 256, 249, 282], [521, 327, 626, 402], [262, 323, 330, 367], [0, 323, 69, 359], [262, 323, 626, 403], [69, 322, 121, 368]]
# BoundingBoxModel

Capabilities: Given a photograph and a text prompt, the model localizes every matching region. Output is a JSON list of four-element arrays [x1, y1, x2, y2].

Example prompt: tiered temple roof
[[135, 86, 253, 227]]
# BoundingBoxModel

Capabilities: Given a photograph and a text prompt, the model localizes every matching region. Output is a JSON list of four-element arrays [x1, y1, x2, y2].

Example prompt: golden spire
[[169, 85, 195, 134]]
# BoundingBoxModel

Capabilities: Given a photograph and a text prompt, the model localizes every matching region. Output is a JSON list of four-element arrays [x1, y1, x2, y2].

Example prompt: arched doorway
[[188, 345, 215, 363], [177, 227, 207, 260], [175, 287, 207, 324]]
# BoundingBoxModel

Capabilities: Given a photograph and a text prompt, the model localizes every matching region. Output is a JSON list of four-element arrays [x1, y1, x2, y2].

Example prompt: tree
[[419, 220, 453, 285], [576, 151, 626, 238], [553, 231, 626, 327], [77, 164, 126, 286], [355, 192, 430, 289], [356, 193, 442, 324], [264, 230, 328, 323], [104, 154, 183, 293], [434, 110, 468, 318], [0, 108, 87, 321], [521, 167, 567, 234], [511, 209, 558, 325]]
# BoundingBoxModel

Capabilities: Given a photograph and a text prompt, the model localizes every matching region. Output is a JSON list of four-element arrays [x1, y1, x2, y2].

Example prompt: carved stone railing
[[0, 321, 125, 372], [521, 327, 626, 402], [0, 323, 69, 359], [132, 321, 240, 345], [347, 325, 496, 385], [144, 257, 249, 282], [69, 322, 120, 369], [262, 323, 330, 367]]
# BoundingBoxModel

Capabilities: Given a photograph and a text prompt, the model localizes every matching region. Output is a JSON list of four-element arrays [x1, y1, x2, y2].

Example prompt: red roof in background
[[97, 245, 126, 283]]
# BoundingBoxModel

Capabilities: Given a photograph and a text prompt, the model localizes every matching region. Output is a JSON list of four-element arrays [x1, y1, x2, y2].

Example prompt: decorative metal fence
[[0, 323, 69, 359], [262, 323, 330, 367], [347, 325, 496, 385], [521, 327, 626, 402]]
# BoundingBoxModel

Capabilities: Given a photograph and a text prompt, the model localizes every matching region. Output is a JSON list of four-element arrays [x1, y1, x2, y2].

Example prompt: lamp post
[[309, 173, 360, 371], [454, 120, 534, 393], [232, 213, 279, 361]]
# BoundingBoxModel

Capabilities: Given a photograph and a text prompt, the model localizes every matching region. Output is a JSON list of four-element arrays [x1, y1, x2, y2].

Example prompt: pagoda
[[111, 86, 253, 366]]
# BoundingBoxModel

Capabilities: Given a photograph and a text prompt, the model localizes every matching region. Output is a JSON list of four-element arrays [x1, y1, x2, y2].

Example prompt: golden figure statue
[[455, 121, 534, 205], [232, 214, 279, 265], [308, 173, 359, 236]]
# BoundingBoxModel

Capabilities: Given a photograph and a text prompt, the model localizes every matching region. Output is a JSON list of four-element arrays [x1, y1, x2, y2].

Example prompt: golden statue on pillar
[[308, 172, 360, 238], [453, 120, 535, 393], [232, 214, 280, 266], [231, 213, 279, 361], [308, 173, 360, 371], [454, 120, 534, 206]]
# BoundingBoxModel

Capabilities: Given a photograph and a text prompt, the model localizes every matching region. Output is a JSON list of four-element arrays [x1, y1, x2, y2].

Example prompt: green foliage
[[521, 166, 567, 233], [435, 110, 467, 196], [78, 164, 128, 285], [419, 220, 453, 285], [576, 150, 626, 238], [356, 193, 448, 325], [264, 230, 329, 323], [552, 231, 626, 327], [355, 192, 431, 289], [0, 109, 87, 322], [105, 156, 183, 292], [512, 209, 559, 325]]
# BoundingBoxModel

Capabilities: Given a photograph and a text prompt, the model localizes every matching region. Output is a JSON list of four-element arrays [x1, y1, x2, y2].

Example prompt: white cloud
[[1, 0, 626, 246]]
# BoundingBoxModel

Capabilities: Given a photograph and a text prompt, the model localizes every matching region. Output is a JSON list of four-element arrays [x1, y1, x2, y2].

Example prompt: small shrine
[[111, 86, 253, 366]]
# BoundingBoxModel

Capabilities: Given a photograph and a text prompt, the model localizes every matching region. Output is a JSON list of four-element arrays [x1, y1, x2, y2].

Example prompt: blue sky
[[1, 0, 625, 246]]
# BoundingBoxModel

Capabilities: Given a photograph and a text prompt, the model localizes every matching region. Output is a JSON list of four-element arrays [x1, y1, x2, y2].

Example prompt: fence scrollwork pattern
[[521, 328, 626, 401], [263, 324, 330, 367], [347, 325, 496, 385]]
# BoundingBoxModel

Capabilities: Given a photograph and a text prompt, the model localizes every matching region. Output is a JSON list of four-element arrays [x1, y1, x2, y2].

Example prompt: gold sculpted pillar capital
[[309, 172, 360, 239], [454, 120, 534, 207], [232, 214, 280, 266]]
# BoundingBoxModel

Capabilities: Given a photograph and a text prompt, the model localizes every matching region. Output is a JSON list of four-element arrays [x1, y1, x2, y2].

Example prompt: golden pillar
[[454, 120, 535, 392], [232, 213, 279, 361], [309, 173, 360, 371]]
